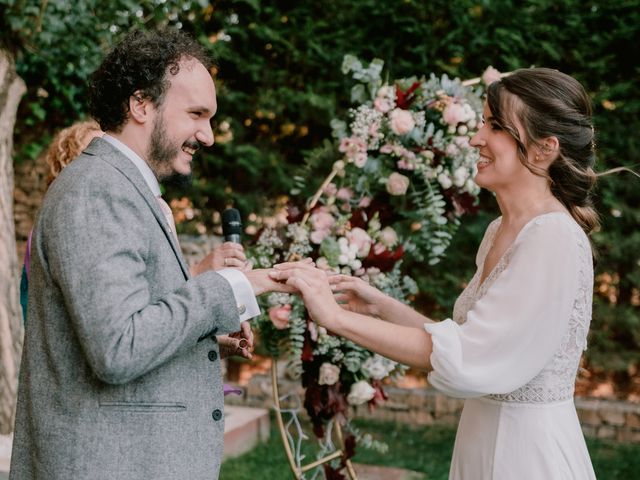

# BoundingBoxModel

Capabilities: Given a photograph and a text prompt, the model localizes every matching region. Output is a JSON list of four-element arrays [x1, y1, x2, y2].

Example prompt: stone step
[[223, 405, 270, 459], [0, 406, 270, 475]]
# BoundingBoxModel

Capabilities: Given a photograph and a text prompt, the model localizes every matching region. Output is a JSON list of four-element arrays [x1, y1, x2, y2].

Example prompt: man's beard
[[148, 114, 195, 189]]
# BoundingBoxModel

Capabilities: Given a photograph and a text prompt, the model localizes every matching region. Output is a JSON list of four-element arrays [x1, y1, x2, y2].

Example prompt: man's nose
[[196, 122, 215, 147]]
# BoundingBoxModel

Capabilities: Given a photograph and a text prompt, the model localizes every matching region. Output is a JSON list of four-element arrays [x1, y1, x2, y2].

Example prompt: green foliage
[[1, 0, 207, 161], [6, 0, 640, 382], [219, 415, 640, 480]]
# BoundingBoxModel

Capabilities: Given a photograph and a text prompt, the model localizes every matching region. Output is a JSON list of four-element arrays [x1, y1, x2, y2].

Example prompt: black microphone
[[222, 208, 243, 244]]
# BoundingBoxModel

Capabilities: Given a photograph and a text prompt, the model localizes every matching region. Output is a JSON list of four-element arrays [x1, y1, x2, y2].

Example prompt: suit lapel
[[84, 138, 191, 279]]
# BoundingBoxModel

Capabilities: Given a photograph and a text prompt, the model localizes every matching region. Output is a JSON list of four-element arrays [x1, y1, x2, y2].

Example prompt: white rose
[[347, 380, 377, 405], [386, 172, 410, 196], [378, 226, 398, 248], [377, 85, 395, 99], [318, 362, 340, 386], [438, 172, 453, 189], [347, 227, 372, 257], [389, 108, 415, 136], [453, 166, 470, 187], [362, 355, 394, 380]]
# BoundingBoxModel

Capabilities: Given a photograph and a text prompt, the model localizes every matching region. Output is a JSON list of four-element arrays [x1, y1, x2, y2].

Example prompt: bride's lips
[[477, 153, 493, 170]]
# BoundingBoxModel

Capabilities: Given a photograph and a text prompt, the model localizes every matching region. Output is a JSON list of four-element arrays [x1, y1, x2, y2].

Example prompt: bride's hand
[[328, 275, 385, 317], [269, 262, 342, 330]]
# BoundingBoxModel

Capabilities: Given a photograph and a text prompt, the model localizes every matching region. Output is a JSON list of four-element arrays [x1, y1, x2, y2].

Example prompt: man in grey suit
[[10, 29, 291, 479]]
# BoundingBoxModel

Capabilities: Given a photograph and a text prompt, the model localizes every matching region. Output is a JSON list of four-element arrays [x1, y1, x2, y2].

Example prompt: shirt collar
[[102, 134, 161, 197]]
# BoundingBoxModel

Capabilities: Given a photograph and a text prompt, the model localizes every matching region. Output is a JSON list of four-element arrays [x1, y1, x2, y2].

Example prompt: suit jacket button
[[208, 350, 218, 362], [212, 409, 223, 421]]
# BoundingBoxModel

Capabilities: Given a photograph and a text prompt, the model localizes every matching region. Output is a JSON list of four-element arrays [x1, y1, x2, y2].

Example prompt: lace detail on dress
[[454, 214, 593, 404]]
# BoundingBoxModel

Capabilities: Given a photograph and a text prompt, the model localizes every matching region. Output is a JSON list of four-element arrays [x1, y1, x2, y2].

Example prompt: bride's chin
[[473, 175, 493, 191]]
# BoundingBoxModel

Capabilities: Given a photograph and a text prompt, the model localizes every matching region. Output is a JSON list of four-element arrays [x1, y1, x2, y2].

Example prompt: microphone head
[[222, 208, 243, 242]]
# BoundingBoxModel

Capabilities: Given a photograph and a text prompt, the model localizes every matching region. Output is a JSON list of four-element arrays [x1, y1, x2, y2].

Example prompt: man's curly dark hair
[[88, 29, 213, 133]]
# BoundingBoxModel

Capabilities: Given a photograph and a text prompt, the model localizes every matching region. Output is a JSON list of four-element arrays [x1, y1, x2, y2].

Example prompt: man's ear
[[128, 91, 152, 124]]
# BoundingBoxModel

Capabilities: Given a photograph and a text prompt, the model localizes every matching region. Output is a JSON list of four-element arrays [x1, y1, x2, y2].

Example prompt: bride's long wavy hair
[[486, 68, 600, 235]]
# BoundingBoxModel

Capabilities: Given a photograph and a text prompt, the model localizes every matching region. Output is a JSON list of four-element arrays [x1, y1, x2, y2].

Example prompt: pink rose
[[353, 152, 368, 168], [311, 207, 335, 232], [269, 304, 292, 329], [389, 108, 415, 135], [442, 102, 466, 126], [368, 121, 381, 138], [310, 230, 329, 244], [397, 159, 413, 170], [380, 143, 394, 154], [339, 136, 366, 159], [336, 188, 353, 201], [374, 97, 393, 113], [347, 227, 372, 257], [310, 207, 335, 244], [323, 182, 337, 197], [386, 172, 410, 196], [359, 196, 372, 208], [482, 66, 501, 86], [308, 321, 319, 342]]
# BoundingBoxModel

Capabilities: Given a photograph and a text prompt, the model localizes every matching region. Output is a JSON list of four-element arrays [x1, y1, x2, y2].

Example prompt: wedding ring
[[237, 339, 248, 349], [224, 257, 230, 266]]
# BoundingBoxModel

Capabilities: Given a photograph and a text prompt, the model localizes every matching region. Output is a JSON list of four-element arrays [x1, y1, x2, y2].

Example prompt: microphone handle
[[224, 233, 242, 244]]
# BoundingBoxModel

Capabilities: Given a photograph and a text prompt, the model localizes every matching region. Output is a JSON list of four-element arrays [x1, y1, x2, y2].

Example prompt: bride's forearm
[[376, 294, 436, 328], [330, 309, 433, 371]]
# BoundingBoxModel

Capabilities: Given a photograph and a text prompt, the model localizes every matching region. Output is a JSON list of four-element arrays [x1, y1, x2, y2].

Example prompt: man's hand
[[191, 242, 251, 276], [217, 321, 254, 359], [244, 259, 314, 296]]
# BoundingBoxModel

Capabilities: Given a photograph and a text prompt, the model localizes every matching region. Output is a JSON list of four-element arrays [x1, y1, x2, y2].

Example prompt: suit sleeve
[[424, 215, 581, 398], [44, 180, 241, 385]]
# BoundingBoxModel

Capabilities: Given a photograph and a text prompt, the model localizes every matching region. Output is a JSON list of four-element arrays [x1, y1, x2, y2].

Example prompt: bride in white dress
[[272, 67, 598, 479]]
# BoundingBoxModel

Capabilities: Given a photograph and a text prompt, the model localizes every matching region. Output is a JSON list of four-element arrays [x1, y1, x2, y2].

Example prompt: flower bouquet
[[249, 57, 493, 478]]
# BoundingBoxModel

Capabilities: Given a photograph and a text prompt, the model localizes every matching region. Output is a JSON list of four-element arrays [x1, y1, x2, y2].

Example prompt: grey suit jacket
[[10, 138, 241, 479]]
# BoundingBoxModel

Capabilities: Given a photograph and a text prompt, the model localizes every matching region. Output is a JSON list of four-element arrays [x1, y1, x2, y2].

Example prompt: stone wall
[[226, 369, 640, 444], [13, 155, 48, 260]]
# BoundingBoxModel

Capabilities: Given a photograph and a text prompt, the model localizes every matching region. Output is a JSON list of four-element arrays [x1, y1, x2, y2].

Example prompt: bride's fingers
[[274, 258, 315, 270], [270, 266, 325, 282], [285, 275, 313, 295], [327, 274, 352, 284], [333, 294, 352, 305]]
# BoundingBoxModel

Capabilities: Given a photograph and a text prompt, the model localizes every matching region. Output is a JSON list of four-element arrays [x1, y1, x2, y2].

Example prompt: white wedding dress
[[424, 212, 597, 479]]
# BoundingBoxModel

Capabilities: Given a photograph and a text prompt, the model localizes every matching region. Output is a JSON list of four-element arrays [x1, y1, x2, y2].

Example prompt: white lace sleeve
[[425, 214, 581, 398]]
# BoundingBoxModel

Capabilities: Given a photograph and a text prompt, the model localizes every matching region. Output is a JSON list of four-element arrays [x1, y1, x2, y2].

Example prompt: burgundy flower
[[395, 81, 421, 109]]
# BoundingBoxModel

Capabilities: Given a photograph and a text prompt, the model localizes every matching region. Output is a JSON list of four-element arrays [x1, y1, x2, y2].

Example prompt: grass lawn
[[220, 416, 640, 479]]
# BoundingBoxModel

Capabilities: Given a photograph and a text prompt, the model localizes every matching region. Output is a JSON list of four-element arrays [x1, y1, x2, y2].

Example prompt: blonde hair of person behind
[[45, 119, 102, 187]]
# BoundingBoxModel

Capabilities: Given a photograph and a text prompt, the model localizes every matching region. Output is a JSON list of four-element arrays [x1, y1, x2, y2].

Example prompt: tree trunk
[[0, 48, 26, 434]]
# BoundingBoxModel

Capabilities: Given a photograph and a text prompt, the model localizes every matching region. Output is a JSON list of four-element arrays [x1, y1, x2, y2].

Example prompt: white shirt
[[102, 134, 260, 322]]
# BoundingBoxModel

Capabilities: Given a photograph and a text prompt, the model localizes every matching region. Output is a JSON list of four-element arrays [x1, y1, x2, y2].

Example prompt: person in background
[[272, 67, 599, 479], [10, 28, 293, 480]]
